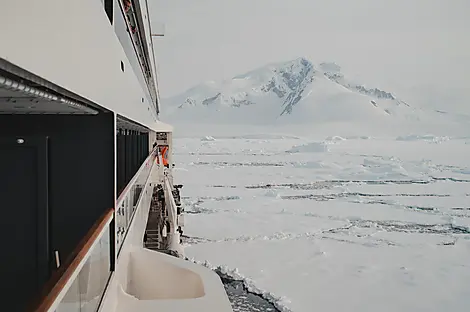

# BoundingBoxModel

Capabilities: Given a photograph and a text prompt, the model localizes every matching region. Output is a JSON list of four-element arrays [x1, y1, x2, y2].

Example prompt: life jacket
[[157, 146, 169, 166], [162, 146, 169, 166]]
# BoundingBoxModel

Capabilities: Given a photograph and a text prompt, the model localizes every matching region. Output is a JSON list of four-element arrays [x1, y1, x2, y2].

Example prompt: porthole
[[120, 61, 125, 72]]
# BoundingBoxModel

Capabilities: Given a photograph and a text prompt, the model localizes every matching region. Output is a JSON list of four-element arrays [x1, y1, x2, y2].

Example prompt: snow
[[325, 135, 347, 142], [201, 135, 216, 142], [162, 58, 467, 136], [174, 132, 470, 312], [286, 142, 330, 153], [396, 134, 451, 143], [162, 58, 470, 312]]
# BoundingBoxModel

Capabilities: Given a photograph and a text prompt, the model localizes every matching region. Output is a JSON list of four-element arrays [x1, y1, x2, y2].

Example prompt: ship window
[[104, 0, 113, 24], [121, 61, 125, 72]]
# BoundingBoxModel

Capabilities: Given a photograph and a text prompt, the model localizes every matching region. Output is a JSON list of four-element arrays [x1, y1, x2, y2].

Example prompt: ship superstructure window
[[117, 127, 150, 196], [104, 0, 113, 24]]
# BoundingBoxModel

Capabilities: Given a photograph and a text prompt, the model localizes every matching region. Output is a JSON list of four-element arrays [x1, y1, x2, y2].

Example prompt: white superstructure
[[0, 1, 233, 311]]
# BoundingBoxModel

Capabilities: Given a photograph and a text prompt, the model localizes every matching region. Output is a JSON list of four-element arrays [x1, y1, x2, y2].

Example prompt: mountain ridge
[[161, 57, 445, 127]]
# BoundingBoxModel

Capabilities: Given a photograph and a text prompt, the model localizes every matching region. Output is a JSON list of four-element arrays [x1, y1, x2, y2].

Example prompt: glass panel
[[79, 226, 110, 312], [116, 151, 157, 252], [55, 224, 111, 312], [55, 276, 80, 312]]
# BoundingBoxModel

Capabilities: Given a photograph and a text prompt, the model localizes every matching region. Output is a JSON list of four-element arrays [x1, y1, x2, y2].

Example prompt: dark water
[[215, 270, 280, 312], [182, 254, 281, 311]]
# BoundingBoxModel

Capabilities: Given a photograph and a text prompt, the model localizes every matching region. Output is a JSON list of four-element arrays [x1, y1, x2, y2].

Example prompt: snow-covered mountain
[[162, 57, 448, 129]]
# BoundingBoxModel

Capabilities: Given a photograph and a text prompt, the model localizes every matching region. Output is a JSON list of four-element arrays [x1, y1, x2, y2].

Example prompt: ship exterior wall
[[0, 0, 162, 129], [0, 113, 115, 304]]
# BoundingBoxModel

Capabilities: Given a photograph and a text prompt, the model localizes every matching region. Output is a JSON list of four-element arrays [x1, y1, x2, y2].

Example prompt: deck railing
[[116, 148, 157, 255], [30, 209, 114, 312], [162, 172, 185, 254], [30, 149, 158, 312], [163, 174, 178, 234]]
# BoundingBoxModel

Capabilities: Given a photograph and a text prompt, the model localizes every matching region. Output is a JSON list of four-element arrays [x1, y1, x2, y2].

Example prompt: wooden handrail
[[28, 208, 114, 312]]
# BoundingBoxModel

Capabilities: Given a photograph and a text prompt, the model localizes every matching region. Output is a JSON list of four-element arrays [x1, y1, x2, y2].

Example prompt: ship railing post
[[163, 175, 184, 257]]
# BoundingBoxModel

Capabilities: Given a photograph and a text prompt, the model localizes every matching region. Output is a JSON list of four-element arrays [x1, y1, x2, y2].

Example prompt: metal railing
[[162, 172, 185, 254], [163, 175, 178, 234], [115, 148, 157, 254]]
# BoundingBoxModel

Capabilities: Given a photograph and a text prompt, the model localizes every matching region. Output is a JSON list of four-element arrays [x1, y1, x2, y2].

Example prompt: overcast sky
[[149, 0, 469, 110]]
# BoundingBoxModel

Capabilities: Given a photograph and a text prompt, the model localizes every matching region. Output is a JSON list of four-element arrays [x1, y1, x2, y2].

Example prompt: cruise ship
[[0, 1, 233, 311]]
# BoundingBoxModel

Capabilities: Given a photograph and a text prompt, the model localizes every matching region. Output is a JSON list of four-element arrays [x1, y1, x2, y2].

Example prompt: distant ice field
[[174, 132, 470, 312]]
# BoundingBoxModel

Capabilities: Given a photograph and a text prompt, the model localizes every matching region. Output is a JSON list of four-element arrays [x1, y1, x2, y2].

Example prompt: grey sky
[[150, 0, 469, 110]]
